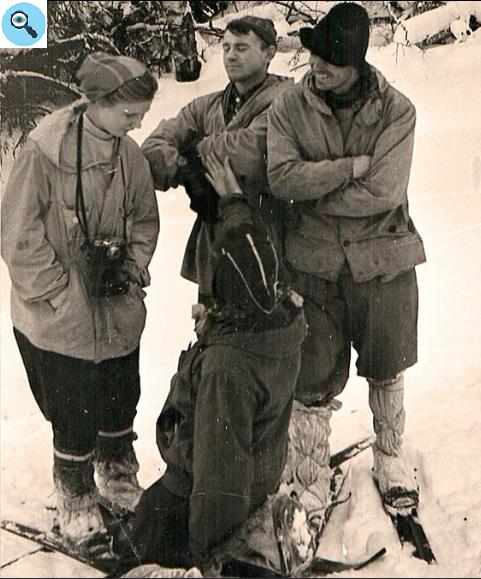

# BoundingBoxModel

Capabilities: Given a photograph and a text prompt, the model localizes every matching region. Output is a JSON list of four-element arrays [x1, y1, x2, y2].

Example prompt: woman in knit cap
[[1, 53, 159, 551]]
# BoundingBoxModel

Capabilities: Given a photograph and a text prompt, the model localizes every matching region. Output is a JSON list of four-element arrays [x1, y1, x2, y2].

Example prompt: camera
[[85, 237, 129, 297], [88, 238, 126, 266]]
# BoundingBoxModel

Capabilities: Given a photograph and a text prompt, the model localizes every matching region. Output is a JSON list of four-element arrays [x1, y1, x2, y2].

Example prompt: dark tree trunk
[[165, 2, 202, 82], [171, 11, 202, 82]]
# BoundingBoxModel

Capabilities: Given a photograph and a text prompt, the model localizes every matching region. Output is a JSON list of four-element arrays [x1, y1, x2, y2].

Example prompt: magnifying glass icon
[[10, 10, 38, 38]]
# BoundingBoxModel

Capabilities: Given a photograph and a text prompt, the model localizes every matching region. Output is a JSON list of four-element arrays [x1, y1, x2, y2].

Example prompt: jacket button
[[343, 240, 350, 247], [388, 225, 397, 233]]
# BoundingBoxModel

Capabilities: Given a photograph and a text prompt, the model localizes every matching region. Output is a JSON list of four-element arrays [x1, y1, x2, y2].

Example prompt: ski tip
[[356, 546, 387, 569], [310, 546, 387, 574], [329, 436, 375, 469]]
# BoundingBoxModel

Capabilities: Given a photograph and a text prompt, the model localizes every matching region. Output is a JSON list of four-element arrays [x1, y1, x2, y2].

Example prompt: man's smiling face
[[309, 53, 359, 94]]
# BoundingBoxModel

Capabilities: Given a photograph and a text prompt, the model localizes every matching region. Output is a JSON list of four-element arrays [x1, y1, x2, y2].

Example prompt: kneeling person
[[116, 156, 308, 576]]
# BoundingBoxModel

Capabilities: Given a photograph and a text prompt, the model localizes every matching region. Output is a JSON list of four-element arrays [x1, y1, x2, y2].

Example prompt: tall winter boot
[[213, 401, 333, 577], [214, 490, 315, 578], [368, 374, 419, 512], [281, 400, 333, 533], [94, 431, 143, 514], [53, 454, 109, 552]]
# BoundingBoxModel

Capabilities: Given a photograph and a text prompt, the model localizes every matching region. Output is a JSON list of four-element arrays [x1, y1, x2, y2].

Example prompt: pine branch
[[270, 1, 324, 25], [0, 70, 81, 97], [57, 32, 120, 53]]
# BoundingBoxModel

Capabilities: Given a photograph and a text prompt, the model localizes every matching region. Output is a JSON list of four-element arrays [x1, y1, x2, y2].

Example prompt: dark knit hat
[[77, 52, 150, 102], [300, 2, 370, 68], [226, 15, 277, 47], [214, 222, 279, 315]]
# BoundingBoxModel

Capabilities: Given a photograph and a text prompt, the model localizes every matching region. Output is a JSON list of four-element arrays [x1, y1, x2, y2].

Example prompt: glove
[[177, 154, 219, 224]]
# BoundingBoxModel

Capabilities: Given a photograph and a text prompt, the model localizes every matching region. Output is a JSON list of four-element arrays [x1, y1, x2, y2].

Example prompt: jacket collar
[[224, 73, 294, 130], [29, 99, 120, 173], [28, 100, 88, 168], [301, 65, 388, 125]]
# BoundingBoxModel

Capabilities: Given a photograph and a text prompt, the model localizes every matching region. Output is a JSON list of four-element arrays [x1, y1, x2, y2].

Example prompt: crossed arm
[[267, 95, 416, 217]]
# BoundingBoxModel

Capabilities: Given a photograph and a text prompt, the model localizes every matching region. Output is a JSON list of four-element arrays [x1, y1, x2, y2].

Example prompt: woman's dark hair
[[98, 71, 158, 106]]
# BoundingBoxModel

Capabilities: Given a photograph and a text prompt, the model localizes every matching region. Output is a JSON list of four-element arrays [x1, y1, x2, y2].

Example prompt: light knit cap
[[76, 52, 148, 102]]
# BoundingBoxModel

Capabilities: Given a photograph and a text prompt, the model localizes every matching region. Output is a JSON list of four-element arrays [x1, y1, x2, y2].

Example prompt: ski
[[1, 519, 117, 575], [310, 437, 387, 575], [310, 546, 387, 575], [279, 459, 386, 578], [387, 508, 436, 563], [330, 435, 375, 469], [1, 436, 378, 577], [212, 436, 381, 578], [330, 437, 435, 564], [305, 435, 388, 576], [308, 436, 372, 547], [222, 547, 387, 578], [272, 435, 385, 578], [374, 477, 436, 564], [320, 435, 375, 531]]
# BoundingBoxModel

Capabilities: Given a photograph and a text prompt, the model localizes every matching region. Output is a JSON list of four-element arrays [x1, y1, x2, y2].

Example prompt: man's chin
[[316, 81, 343, 93], [226, 70, 245, 82]]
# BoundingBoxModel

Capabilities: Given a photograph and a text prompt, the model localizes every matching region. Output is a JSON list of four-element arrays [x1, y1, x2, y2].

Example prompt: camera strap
[[75, 112, 127, 246], [75, 113, 90, 246], [119, 155, 128, 243]]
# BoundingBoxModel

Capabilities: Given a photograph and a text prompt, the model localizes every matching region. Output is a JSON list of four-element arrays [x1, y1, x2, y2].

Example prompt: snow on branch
[[126, 21, 169, 31], [0, 70, 81, 97], [270, 1, 329, 25], [393, 1, 481, 46], [56, 32, 119, 52]]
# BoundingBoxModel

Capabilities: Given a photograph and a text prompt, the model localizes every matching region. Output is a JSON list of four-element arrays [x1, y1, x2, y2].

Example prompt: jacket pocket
[[96, 283, 147, 354], [22, 266, 95, 355], [48, 268, 93, 343]]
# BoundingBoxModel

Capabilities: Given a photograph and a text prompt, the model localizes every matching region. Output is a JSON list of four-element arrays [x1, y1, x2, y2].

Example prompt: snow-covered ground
[[1, 4, 481, 577]]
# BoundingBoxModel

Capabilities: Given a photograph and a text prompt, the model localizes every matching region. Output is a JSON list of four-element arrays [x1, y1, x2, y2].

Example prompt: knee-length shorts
[[292, 269, 419, 405]]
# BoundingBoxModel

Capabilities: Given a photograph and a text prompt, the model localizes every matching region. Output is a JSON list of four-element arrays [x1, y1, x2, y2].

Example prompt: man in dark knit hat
[[115, 154, 308, 579], [267, 1, 427, 520]]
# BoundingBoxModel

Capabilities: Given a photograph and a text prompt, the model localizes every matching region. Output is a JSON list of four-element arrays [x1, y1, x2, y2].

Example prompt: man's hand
[[352, 155, 372, 180], [205, 153, 243, 199], [176, 153, 219, 223]]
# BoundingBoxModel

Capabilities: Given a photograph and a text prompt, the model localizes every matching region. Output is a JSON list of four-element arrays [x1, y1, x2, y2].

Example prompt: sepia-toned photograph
[[1, 1, 480, 577]]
